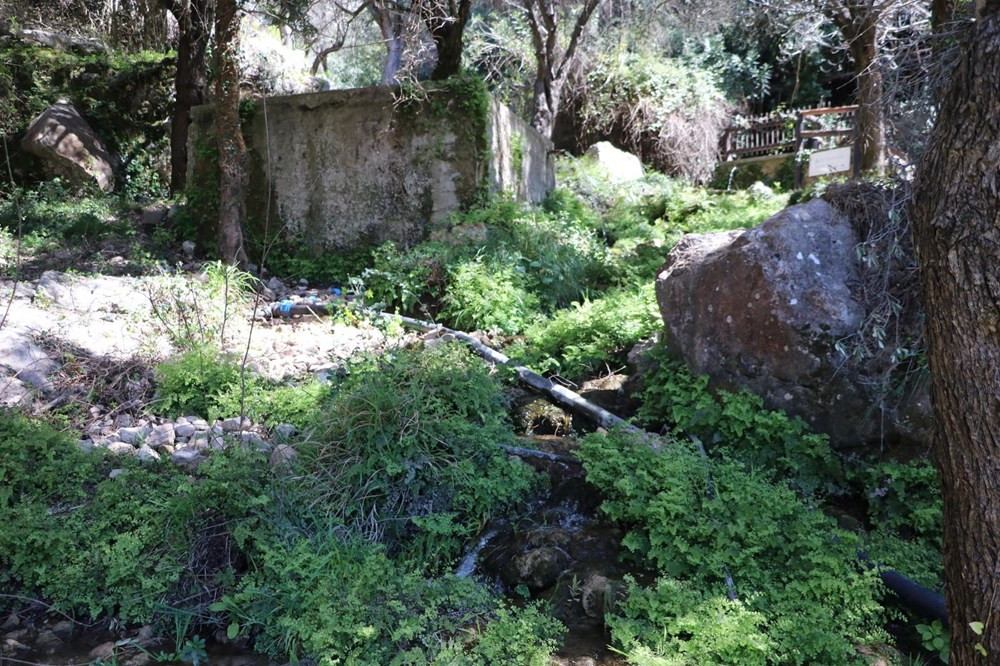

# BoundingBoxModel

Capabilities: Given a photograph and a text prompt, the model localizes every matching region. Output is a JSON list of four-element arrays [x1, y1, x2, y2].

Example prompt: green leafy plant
[[916, 620, 949, 663]]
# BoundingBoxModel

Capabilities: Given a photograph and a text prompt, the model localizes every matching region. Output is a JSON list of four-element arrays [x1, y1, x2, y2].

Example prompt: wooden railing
[[720, 105, 858, 161]]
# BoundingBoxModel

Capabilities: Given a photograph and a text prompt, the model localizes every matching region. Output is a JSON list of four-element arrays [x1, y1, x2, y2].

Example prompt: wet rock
[[50, 620, 74, 641], [512, 392, 572, 436], [580, 574, 613, 619], [1, 614, 20, 631], [89, 641, 117, 660], [2, 637, 29, 657], [34, 628, 63, 652], [578, 373, 630, 416], [505, 546, 570, 591]]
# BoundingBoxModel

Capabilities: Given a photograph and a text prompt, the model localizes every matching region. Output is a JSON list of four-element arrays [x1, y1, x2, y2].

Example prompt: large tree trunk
[[910, 4, 1000, 663], [848, 20, 884, 173], [165, 0, 212, 193], [530, 76, 560, 140], [423, 0, 472, 80], [213, 0, 249, 267]]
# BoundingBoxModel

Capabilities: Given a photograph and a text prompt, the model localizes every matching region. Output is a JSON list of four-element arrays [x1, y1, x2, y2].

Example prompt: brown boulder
[[21, 103, 116, 191], [655, 198, 929, 450]]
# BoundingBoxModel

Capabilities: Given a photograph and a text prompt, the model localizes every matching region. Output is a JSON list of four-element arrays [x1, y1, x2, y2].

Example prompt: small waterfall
[[454, 528, 498, 578]]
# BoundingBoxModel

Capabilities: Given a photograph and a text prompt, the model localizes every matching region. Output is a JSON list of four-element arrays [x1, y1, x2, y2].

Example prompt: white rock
[[118, 426, 150, 445], [274, 423, 297, 440], [171, 448, 203, 468], [136, 444, 160, 462], [221, 417, 251, 432], [174, 423, 197, 439], [585, 141, 644, 182], [106, 442, 136, 456], [269, 444, 298, 467], [146, 423, 175, 449]]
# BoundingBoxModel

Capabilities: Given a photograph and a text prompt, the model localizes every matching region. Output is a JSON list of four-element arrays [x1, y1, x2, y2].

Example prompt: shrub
[[518, 285, 660, 380], [442, 257, 539, 334], [636, 345, 839, 495], [578, 429, 886, 665], [294, 344, 538, 560], [154, 346, 245, 420], [0, 412, 272, 623]]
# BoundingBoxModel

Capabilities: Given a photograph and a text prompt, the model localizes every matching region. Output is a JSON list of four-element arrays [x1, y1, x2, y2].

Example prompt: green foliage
[[916, 620, 949, 663], [295, 344, 537, 560], [0, 412, 272, 623], [153, 345, 330, 426], [517, 285, 659, 380], [852, 459, 942, 546], [0, 41, 174, 196], [608, 577, 774, 665], [216, 534, 563, 665], [442, 257, 539, 333], [154, 345, 244, 420], [579, 429, 886, 665], [264, 241, 374, 285], [636, 346, 840, 495]]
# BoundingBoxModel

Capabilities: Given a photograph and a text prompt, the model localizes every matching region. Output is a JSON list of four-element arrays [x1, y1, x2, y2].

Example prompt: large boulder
[[585, 142, 644, 182], [21, 103, 116, 191], [655, 198, 930, 450]]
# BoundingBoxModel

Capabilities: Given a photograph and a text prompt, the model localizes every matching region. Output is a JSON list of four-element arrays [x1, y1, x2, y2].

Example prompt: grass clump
[[293, 343, 538, 559], [579, 429, 887, 665]]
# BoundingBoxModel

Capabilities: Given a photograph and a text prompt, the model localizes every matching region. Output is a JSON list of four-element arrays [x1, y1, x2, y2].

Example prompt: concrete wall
[[188, 84, 554, 253]]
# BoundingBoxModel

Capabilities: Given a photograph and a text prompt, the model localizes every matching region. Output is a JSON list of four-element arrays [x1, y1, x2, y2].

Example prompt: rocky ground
[[0, 268, 405, 438]]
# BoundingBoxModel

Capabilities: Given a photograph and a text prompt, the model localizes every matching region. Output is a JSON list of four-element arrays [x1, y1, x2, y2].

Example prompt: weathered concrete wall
[[188, 84, 553, 253]]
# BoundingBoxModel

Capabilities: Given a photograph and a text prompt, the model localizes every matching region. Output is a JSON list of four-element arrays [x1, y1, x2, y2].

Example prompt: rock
[[654, 199, 928, 450], [578, 373, 630, 416], [171, 448, 204, 468], [77, 439, 94, 453], [34, 628, 62, 652], [89, 641, 117, 660], [141, 205, 169, 227], [504, 547, 569, 591], [580, 574, 613, 619], [266, 277, 286, 294], [210, 436, 227, 450], [174, 423, 197, 439], [269, 444, 298, 467], [118, 426, 151, 445], [585, 141, 643, 182], [221, 417, 250, 432], [2, 638, 29, 656], [181, 240, 197, 259], [14, 29, 105, 54], [136, 444, 160, 462], [20, 102, 116, 191], [273, 423, 297, 440], [50, 620, 74, 641], [109, 468, 126, 478], [1, 614, 19, 631], [0, 330, 57, 392], [115, 413, 134, 428], [107, 442, 136, 456], [237, 431, 266, 446], [146, 423, 175, 449]]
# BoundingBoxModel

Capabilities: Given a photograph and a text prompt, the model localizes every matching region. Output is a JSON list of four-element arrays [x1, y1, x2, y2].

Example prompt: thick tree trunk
[[165, 0, 212, 193], [530, 76, 560, 140], [213, 0, 249, 267], [849, 25, 885, 173], [910, 5, 1000, 663], [423, 0, 472, 80]]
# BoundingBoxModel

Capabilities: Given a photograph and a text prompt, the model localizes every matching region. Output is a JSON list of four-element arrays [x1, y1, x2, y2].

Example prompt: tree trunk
[[423, 0, 472, 80], [530, 76, 560, 140], [372, 2, 404, 85], [213, 0, 249, 267], [910, 4, 1000, 663], [166, 0, 212, 193], [849, 24, 885, 173]]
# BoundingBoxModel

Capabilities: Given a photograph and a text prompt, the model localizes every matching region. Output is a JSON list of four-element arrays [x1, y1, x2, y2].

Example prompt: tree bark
[[164, 0, 213, 193], [910, 4, 1000, 663], [213, 0, 249, 267], [422, 0, 472, 80], [371, 1, 405, 85], [826, 2, 885, 173]]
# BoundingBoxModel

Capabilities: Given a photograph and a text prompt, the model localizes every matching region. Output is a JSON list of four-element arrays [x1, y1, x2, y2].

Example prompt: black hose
[[858, 551, 948, 626]]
